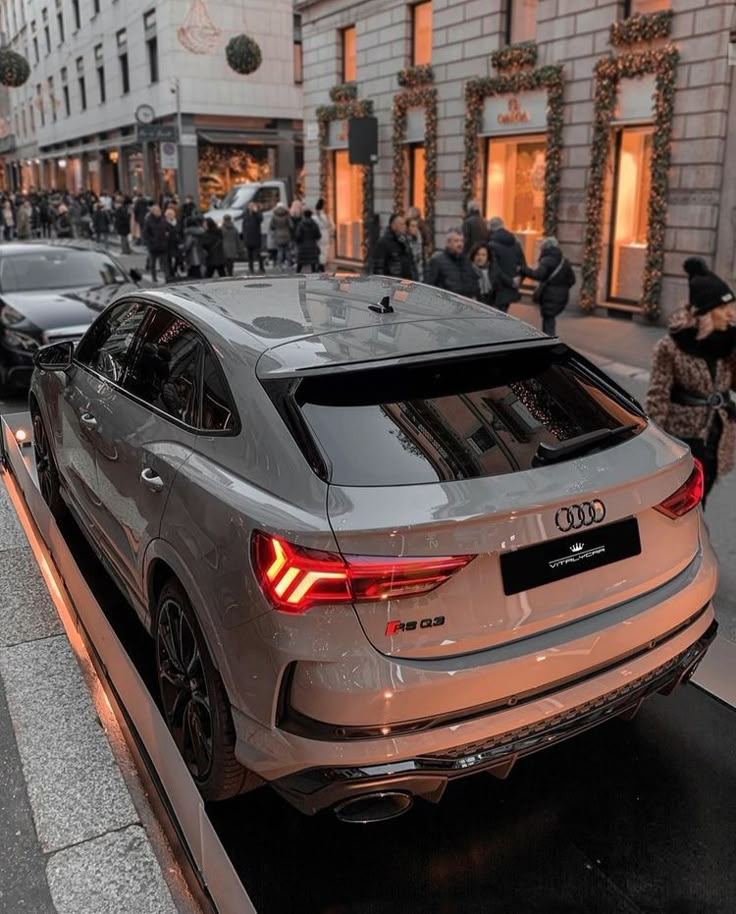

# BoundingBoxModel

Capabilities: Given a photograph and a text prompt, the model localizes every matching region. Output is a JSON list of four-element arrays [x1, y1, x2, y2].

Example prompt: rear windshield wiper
[[534, 423, 639, 465]]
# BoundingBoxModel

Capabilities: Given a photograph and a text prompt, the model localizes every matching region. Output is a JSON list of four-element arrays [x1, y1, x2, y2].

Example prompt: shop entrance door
[[484, 133, 546, 267], [331, 149, 363, 262], [607, 126, 654, 305]]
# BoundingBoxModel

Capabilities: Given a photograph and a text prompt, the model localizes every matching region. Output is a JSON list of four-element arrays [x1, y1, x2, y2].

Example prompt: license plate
[[500, 517, 642, 597]]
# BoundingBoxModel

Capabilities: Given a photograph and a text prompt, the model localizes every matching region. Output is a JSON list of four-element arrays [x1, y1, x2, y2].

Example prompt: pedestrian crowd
[[371, 200, 577, 337]]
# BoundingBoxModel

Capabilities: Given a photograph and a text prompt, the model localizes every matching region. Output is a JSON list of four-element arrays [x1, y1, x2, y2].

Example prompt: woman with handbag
[[521, 236, 576, 336], [646, 259, 736, 503]]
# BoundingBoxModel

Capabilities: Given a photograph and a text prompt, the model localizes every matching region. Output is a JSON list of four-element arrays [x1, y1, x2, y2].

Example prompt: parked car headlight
[[3, 330, 40, 351], [1, 305, 25, 326]]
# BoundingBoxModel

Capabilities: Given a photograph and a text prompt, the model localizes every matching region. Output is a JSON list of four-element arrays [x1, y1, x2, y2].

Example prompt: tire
[[154, 578, 257, 801], [31, 405, 68, 522]]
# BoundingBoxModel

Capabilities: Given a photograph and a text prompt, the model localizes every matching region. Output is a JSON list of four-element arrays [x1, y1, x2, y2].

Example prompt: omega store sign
[[480, 89, 549, 266]]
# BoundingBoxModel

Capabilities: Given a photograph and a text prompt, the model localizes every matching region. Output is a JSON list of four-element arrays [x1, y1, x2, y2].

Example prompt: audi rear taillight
[[655, 460, 704, 519], [252, 531, 473, 613]]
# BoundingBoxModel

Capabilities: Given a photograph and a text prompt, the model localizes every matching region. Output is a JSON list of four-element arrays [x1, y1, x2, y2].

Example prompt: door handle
[[140, 467, 165, 493], [80, 412, 97, 429]]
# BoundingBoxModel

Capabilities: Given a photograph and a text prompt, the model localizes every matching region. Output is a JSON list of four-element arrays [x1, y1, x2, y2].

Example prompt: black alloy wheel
[[31, 408, 67, 520], [154, 579, 254, 801]]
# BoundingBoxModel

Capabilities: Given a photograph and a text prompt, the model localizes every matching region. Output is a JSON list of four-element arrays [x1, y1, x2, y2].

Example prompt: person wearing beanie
[[646, 259, 736, 502]]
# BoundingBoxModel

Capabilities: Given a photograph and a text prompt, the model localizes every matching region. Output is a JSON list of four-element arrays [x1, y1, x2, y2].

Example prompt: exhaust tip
[[334, 791, 413, 824]]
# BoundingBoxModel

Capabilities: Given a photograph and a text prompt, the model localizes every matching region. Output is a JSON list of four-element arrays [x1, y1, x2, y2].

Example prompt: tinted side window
[[76, 300, 148, 382], [123, 307, 202, 425], [252, 187, 280, 210], [202, 350, 235, 431]]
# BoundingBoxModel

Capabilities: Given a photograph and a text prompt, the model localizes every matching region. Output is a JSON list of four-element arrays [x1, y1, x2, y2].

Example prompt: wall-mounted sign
[[160, 141, 178, 170], [614, 75, 656, 124], [136, 124, 178, 142], [404, 108, 425, 144], [305, 121, 319, 143], [326, 119, 349, 149], [481, 89, 547, 136]]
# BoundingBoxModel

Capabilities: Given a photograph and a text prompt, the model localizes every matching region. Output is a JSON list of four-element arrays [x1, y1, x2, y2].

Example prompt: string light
[[610, 10, 673, 49]]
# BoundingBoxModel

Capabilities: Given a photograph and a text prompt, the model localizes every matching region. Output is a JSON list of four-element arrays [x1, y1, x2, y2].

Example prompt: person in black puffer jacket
[[201, 218, 227, 278], [488, 217, 526, 312], [521, 236, 576, 337], [372, 214, 416, 280], [462, 201, 489, 254], [425, 230, 478, 299], [295, 209, 322, 273]]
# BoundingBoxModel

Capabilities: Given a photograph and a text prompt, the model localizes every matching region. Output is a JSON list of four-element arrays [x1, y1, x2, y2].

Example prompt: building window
[[117, 29, 130, 94], [42, 8, 51, 53], [63, 85, 70, 117], [484, 134, 547, 266], [507, 0, 537, 45], [331, 149, 363, 261], [144, 11, 158, 84], [624, 0, 670, 14], [93, 0, 101, 16], [36, 84, 45, 127], [56, 8, 64, 44], [29, 103, 35, 132], [340, 25, 356, 83], [77, 57, 86, 111], [607, 126, 654, 303], [293, 14, 303, 84], [411, 2, 432, 66], [95, 44, 105, 104], [22, 108, 27, 137], [72, 0, 80, 30], [48, 77, 56, 121], [32, 35, 39, 63], [408, 144, 426, 214]]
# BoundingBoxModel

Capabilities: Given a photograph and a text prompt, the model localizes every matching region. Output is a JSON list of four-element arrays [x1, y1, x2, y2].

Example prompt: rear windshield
[[275, 346, 645, 486]]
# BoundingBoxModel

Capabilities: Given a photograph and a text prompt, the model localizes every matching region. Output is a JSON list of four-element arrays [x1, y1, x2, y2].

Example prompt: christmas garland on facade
[[610, 10, 673, 48], [316, 96, 374, 262], [490, 41, 538, 72], [329, 82, 357, 102], [392, 82, 438, 244], [463, 65, 564, 236], [580, 46, 679, 320], [397, 64, 434, 88]]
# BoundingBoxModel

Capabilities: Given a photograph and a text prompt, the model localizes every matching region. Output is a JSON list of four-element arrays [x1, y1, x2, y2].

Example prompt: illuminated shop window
[[412, 2, 432, 66], [507, 0, 537, 45], [332, 149, 363, 261], [484, 134, 546, 267], [608, 126, 653, 304], [341, 26, 356, 82], [409, 144, 425, 215]]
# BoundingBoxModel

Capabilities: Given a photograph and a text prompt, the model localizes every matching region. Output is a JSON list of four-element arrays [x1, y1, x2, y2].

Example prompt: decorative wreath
[[0, 48, 31, 88], [463, 65, 564, 238], [225, 34, 262, 75], [329, 82, 357, 103], [392, 82, 437, 246], [610, 10, 673, 48], [490, 41, 538, 72], [580, 46, 679, 321], [397, 64, 434, 88], [316, 96, 375, 263]]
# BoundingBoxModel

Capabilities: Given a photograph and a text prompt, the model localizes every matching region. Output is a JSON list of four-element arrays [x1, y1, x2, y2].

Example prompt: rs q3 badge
[[386, 616, 445, 636]]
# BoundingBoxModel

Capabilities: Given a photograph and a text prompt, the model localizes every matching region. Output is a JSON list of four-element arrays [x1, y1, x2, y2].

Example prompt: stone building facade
[[297, 0, 736, 322], [0, 0, 303, 205]]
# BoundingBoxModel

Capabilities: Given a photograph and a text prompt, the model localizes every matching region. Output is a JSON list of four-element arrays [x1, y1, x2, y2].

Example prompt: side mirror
[[129, 268, 143, 283], [34, 340, 74, 372]]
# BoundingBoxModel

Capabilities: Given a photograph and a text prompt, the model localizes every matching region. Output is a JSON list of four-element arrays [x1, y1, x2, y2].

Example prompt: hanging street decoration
[[490, 41, 539, 72], [610, 10, 674, 48], [317, 92, 375, 262], [177, 0, 221, 55], [580, 46, 679, 321], [226, 34, 263, 75], [463, 63, 564, 238], [392, 68, 437, 244], [0, 48, 31, 88]]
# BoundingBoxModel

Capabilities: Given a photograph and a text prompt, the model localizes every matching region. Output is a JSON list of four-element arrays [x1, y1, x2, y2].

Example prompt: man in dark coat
[[241, 202, 264, 274], [114, 196, 131, 254], [143, 205, 174, 283], [201, 218, 227, 278], [295, 209, 322, 273], [425, 230, 478, 299], [488, 216, 526, 312], [372, 213, 416, 280], [462, 201, 489, 254], [521, 236, 575, 337]]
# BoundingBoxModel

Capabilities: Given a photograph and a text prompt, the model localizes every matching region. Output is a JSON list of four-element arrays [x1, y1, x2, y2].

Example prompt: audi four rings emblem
[[555, 500, 606, 532]]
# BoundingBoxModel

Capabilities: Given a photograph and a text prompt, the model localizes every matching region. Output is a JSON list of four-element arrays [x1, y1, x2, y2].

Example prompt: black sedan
[[0, 242, 141, 390]]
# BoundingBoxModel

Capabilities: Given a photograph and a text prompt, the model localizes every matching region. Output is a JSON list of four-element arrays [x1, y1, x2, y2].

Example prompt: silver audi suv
[[30, 275, 718, 823]]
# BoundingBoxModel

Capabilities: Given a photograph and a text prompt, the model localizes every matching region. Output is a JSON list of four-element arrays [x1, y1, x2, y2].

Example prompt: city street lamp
[[170, 78, 183, 196]]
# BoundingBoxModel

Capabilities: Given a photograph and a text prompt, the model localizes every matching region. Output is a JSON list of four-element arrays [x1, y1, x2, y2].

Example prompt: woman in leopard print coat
[[647, 293, 736, 500]]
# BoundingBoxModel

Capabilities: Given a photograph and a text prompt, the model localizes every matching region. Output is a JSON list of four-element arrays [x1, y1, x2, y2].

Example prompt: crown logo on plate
[[570, 543, 585, 553]]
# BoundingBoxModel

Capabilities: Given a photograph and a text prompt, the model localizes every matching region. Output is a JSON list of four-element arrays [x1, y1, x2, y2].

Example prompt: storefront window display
[[331, 149, 363, 262], [408, 144, 425, 215], [608, 126, 653, 303], [626, 0, 670, 14], [197, 144, 272, 210], [484, 134, 546, 266]]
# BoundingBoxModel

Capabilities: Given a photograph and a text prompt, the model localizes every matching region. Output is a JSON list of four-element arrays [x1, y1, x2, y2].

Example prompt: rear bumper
[[272, 618, 717, 815]]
